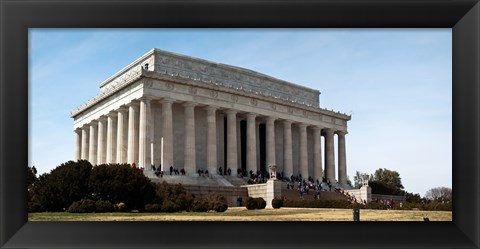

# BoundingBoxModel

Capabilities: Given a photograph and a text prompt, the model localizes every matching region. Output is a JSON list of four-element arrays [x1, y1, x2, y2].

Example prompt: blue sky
[[29, 29, 452, 196]]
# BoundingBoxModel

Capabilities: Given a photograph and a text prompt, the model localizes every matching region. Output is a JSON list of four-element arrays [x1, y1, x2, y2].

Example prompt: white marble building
[[71, 48, 351, 185]]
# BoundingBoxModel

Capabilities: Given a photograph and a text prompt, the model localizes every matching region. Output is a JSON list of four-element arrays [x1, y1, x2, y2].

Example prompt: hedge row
[[68, 199, 115, 213], [283, 199, 452, 211], [396, 202, 452, 211], [144, 192, 228, 213], [283, 199, 352, 209]]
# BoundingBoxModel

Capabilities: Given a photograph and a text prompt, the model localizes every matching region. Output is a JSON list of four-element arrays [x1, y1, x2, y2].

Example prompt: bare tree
[[425, 186, 452, 201]]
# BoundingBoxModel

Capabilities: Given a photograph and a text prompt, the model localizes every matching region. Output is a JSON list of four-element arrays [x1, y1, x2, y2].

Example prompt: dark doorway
[[240, 120, 247, 175], [259, 123, 266, 173]]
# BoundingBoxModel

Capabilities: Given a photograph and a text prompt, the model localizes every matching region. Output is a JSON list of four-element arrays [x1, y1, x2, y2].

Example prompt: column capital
[[117, 106, 129, 113], [297, 123, 308, 129], [336, 130, 348, 136], [311, 126, 322, 132], [323, 128, 335, 135], [97, 116, 107, 122], [182, 102, 197, 108], [266, 116, 276, 123], [225, 109, 237, 116], [246, 113, 257, 119], [127, 101, 140, 107], [283, 119, 293, 125], [74, 128, 82, 133], [107, 111, 118, 117], [205, 105, 218, 112], [138, 96, 154, 102], [89, 121, 98, 126], [159, 98, 174, 104]]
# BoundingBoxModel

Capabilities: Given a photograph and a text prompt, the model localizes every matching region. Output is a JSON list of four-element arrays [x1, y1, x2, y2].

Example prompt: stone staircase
[[280, 182, 348, 201], [149, 174, 242, 187], [222, 176, 249, 186]]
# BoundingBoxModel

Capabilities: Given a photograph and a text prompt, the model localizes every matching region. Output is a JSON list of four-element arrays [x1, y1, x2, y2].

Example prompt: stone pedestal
[[265, 179, 282, 209], [360, 185, 372, 203]]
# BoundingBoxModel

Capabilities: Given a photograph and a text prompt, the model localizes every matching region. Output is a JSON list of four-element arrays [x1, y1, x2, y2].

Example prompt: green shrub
[[144, 203, 162, 212], [209, 199, 228, 212], [206, 193, 228, 212], [95, 200, 114, 212], [245, 197, 257, 210], [176, 193, 195, 212], [256, 198, 266, 209], [161, 199, 180, 213], [89, 164, 155, 211], [192, 198, 209, 212], [272, 198, 283, 209], [245, 197, 266, 210], [115, 202, 128, 212], [68, 199, 96, 213], [426, 202, 452, 211], [28, 201, 42, 212], [364, 201, 385, 210]]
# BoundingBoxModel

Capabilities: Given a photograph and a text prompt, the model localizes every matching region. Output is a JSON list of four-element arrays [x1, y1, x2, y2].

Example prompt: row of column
[[241, 114, 348, 185], [75, 99, 348, 185]]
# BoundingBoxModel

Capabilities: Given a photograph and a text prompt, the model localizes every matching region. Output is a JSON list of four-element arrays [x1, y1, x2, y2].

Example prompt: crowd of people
[[197, 169, 209, 177], [246, 170, 271, 184]]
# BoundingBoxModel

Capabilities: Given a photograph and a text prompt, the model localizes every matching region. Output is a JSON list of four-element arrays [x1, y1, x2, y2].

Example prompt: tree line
[[28, 160, 227, 213], [351, 168, 452, 204]]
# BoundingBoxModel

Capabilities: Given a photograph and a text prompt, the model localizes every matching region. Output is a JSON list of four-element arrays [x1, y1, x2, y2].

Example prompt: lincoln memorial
[[71, 48, 351, 186]]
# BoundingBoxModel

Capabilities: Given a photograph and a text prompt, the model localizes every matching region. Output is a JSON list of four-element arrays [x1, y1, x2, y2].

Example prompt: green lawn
[[29, 207, 452, 221]]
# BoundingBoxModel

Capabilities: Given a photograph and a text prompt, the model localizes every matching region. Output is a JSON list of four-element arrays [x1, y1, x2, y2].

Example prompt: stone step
[[212, 175, 234, 187], [149, 174, 242, 187], [222, 176, 249, 186]]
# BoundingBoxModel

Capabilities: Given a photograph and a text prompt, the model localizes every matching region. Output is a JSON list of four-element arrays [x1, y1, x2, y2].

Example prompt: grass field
[[29, 207, 452, 221]]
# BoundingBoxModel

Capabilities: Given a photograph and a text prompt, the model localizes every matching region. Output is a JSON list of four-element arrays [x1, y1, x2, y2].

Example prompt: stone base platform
[[149, 175, 250, 206]]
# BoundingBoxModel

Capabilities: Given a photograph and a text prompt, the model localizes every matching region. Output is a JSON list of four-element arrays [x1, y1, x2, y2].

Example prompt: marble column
[[97, 117, 107, 165], [298, 123, 308, 179], [139, 98, 152, 169], [226, 110, 238, 176], [283, 120, 293, 178], [127, 102, 139, 165], [89, 122, 97, 165], [337, 131, 348, 185], [161, 99, 174, 169], [183, 102, 196, 174], [312, 126, 323, 181], [106, 112, 117, 164], [81, 126, 89, 160], [74, 128, 82, 161], [266, 117, 276, 168], [324, 128, 335, 181], [116, 107, 128, 164], [206, 106, 217, 175], [246, 113, 257, 174]]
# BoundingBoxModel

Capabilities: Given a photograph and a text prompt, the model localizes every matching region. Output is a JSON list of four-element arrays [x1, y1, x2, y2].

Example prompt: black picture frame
[[1, 0, 479, 248]]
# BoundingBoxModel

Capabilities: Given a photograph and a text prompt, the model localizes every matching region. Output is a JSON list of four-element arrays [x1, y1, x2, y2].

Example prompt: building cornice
[[71, 69, 351, 121]]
